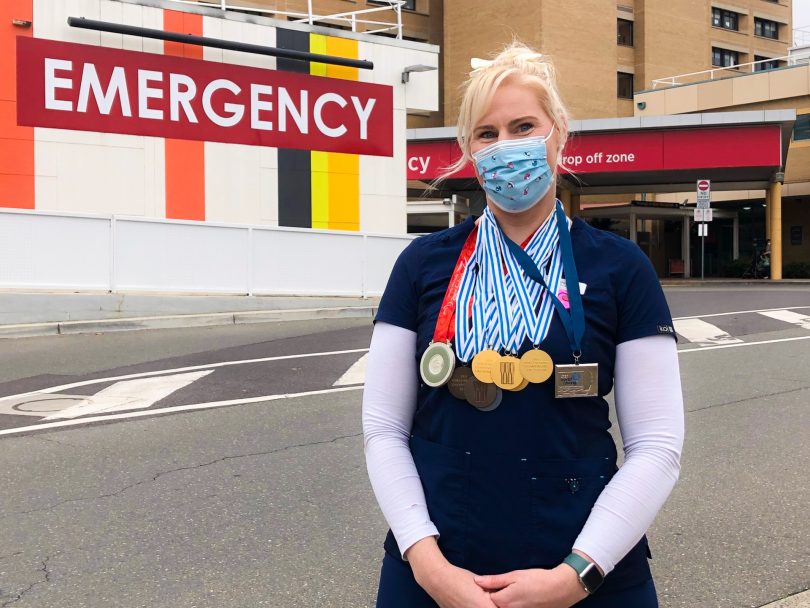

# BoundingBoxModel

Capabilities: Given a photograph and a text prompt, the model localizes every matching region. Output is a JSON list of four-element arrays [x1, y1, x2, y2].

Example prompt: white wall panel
[[99, 0, 124, 49], [115, 218, 249, 293], [204, 143, 264, 225], [35, 0, 101, 45], [364, 234, 412, 296], [144, 137, 166, 219], [252, 229, 364, 296], [0, 211, 110, 289], [56, 143, 148, 216], [34, 176, 59, 211], [258, 168, 279, 225], [203, 17, 276, 227], [360, 194, 405, 235], [120, 2, 145, 52], [141, 5, 164, 55]]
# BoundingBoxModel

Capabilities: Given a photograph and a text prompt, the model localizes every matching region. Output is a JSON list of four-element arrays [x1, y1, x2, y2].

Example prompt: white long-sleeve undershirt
[[362, 321, 684, 574]]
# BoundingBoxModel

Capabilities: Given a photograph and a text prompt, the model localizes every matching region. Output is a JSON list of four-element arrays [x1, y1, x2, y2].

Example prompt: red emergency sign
[[16, 36, 394, 156]]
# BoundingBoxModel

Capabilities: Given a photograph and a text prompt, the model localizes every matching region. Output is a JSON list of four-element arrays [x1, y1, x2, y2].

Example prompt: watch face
[[581, 563, 604, 593]]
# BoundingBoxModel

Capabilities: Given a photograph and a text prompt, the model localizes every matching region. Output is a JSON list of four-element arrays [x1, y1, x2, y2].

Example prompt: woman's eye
[[478, 130, 496, 139], [517, 122, 534, 133]]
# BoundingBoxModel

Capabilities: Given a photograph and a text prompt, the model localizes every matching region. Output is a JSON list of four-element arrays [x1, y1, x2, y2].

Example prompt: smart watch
[[562, 552, 604, 594]]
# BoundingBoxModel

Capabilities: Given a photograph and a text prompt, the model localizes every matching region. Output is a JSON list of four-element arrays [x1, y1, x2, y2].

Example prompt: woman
[[363, 43, 684, 608]]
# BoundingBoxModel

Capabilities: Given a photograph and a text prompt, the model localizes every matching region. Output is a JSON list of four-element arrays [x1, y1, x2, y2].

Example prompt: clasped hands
[[417, 560, 589, 608]]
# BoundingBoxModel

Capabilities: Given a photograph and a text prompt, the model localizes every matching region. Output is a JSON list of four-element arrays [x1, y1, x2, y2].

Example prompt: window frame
[[712, 7, 739, 31], [617, 18, 634, 47], [617, 71, 634, 99], [793, 113, 810, 142], [754, 17, 779, 39], [712, 47, 740, 68], [369, 0, 416, 10]]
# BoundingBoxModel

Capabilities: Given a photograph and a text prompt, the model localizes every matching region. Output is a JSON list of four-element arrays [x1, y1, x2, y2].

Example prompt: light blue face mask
[[472, 128, 555, 213]]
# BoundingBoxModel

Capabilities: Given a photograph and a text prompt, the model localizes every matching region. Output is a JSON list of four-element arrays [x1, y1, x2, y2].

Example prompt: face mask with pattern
[[472, 127, 555, 213]]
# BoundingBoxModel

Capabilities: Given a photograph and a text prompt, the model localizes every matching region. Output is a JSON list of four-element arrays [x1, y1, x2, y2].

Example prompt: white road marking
[[673, 318, 743, 346], [3, 334, 810, 437], [42, 371, 213, 420], [0, 386, 365, 437], [0, 347, 369, 406], [334, 353, 368, 386], [758, 309, 810, 330], [673, 305, 810, 321], [678, 334, 810, 353]]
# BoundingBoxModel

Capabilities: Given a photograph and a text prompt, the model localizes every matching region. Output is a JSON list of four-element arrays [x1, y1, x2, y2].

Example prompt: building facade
[[0, 0, 438, 234], [441, 0, 793, 125]]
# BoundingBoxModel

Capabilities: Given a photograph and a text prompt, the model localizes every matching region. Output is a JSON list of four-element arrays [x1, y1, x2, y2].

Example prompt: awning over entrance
[[406, 110, 797, 279], [406, 110, 795, 194]]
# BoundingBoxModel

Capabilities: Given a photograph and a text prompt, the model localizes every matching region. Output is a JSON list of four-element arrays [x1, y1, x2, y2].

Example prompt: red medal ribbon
[[433, 226, 478, 344], [432, 226, 533, 345]]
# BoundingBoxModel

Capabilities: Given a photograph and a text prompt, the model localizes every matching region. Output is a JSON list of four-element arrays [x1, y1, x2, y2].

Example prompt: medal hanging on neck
[[502, 201, 598, 398], [453, 228, 503, 410], [419, 227, 479, 388], [492, 209, 559, 387]]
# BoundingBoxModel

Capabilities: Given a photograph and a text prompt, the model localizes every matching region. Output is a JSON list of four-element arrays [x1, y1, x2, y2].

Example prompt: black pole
[[67, 17, 374, 70]]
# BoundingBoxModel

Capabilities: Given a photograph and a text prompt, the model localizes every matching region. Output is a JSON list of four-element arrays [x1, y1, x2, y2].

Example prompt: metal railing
[[651, 50, 810, 89], [166, 0, 405, 38], [794, 26, 810, 47]]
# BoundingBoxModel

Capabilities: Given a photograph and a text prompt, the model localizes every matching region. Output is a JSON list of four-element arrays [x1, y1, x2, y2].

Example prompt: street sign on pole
[[697, 179, 711, 209], [694, 208, 714, 222]]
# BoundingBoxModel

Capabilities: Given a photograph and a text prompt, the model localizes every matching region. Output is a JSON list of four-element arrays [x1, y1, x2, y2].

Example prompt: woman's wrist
[[404, 536, 448, 587]]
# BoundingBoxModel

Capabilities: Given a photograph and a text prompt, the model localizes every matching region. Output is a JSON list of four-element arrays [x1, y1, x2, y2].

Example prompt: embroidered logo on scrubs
[[657, 324, 675, 335]]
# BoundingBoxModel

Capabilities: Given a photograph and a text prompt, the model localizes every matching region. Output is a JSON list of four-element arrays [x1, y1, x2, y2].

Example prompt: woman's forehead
[[475, 81, 550, 126]]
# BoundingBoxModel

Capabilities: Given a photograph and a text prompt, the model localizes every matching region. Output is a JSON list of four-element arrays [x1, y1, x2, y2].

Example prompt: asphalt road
[[1, 288, 809, 607]]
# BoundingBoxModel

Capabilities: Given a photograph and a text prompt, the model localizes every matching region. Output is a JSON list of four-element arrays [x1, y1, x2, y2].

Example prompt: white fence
[[0, 209, 413, 297]]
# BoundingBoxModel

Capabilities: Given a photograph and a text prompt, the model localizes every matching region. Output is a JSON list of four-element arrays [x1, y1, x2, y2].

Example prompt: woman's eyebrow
[[508, 116, 538, 126]]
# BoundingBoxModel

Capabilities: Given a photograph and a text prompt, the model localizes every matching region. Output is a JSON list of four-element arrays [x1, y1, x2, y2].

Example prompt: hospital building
[[0, 0, 808, 297]]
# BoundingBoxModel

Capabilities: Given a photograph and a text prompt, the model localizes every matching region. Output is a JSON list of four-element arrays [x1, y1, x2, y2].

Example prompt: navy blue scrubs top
[[373, 214, 676, 593]]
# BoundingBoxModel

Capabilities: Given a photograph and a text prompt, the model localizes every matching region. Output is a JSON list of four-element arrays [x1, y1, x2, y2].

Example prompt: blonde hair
[[440, 42, 570, 181]]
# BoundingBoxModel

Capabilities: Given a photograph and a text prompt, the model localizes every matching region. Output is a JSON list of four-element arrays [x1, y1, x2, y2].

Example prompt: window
[[712, 47, 740, 67], [370, 0, 416, 9], [755, 18, 778, 39], [617, 19, 634, 46], [712, 8, 739, 31], [754, 55, 780, 71], [617, 72, 634, 99], [794, 114, 810, 141]]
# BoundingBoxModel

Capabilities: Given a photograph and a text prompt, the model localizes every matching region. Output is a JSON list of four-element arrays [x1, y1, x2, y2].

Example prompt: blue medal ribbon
[[502, 201, 585, 358]]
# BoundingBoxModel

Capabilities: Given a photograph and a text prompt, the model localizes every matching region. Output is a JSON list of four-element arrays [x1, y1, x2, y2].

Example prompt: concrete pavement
[[0, 291, 379, 339], [3, 281, 810, 339]]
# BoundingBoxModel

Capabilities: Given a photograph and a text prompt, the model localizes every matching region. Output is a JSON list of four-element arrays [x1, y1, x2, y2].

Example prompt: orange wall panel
[[0, 0, 34, 209], [163, 10, 205, 221]]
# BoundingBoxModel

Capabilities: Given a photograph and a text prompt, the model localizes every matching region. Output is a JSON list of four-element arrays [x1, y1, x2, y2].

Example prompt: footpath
[[0, 291, 379, 339], [2, 278, 809, 339]]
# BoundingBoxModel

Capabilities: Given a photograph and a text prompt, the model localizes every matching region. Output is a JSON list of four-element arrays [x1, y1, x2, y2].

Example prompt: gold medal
[[554, 363, 599, 398], [492, 355, 523, 390], [520, 349, 554, 384], [507, 378, 530, 391], [471, 349, 501, 384]]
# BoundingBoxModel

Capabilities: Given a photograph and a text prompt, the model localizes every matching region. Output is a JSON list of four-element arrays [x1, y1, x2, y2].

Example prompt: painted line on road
[[758, 309, 810, 330], [0, 348, 370, 405], [3, 334, 810, 437], [673, 318, 743, 346], [678, 334, 810, 353], [334, 353, 368, 386], [673, 305, 810, 321], [42, 370, 213, 420], [0, 385, 365, 437]]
